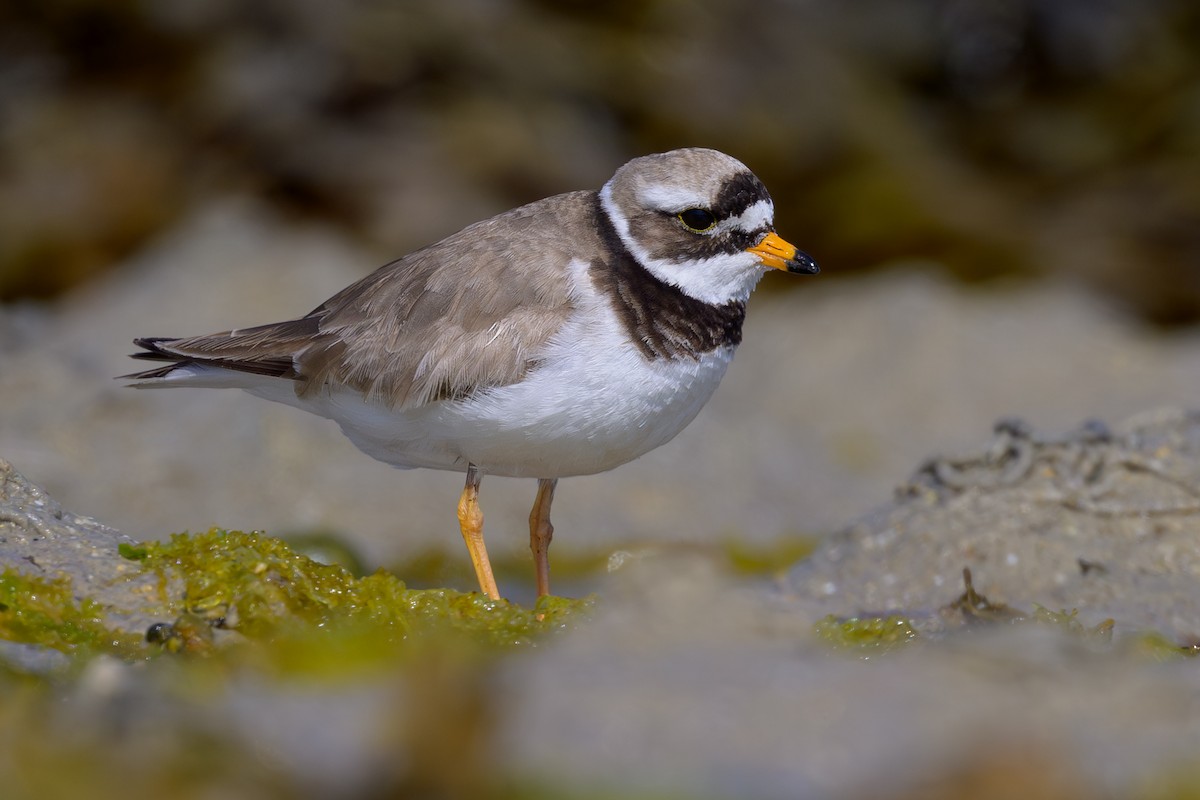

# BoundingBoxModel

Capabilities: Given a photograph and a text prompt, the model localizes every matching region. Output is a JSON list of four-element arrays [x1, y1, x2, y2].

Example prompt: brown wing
[[130, 192, 585, 409]]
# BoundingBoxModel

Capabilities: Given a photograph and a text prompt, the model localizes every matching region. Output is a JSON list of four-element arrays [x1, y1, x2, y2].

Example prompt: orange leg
[[456, 464, 500, 600], [528, 478, 558, 598]]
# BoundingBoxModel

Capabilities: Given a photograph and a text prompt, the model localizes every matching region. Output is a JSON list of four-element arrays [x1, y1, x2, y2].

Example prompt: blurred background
[[2, 0, 1200, 579], [3, 0, 1199, 321], [5, 6, 1200, 795]]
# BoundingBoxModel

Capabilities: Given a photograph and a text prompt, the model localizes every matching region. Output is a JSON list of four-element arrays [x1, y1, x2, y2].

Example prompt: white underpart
[[600, 182, 771, 306], [173, 257, 735, 478]]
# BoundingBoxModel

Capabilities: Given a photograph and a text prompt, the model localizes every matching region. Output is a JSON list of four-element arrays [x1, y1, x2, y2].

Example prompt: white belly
[[292, 314, 733, 478]]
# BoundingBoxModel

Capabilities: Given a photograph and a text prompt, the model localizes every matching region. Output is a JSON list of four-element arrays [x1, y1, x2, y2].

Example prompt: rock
[[0, 457, 162, 638], [788, 409, 1200, 640]]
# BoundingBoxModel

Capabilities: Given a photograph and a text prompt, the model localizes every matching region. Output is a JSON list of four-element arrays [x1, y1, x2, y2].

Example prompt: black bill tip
[[787, 251, 820, 275]]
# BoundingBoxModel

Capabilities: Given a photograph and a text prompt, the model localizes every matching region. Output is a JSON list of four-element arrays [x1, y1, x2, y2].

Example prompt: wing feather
[[128, 192, 588, 409]]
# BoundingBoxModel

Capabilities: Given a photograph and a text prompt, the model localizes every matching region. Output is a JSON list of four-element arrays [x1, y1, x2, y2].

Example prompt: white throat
[[599, 182, 767, 306]]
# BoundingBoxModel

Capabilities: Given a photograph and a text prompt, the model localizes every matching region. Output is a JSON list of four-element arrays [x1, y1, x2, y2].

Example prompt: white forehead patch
[[719, 199, 775, 235]]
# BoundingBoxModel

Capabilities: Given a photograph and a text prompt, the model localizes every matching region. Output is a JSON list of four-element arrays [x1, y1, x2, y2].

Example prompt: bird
[[125, 148, 818, 601]]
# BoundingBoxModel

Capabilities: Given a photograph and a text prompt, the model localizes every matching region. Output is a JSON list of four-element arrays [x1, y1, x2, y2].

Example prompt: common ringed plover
[[126, 148, 818, 600]]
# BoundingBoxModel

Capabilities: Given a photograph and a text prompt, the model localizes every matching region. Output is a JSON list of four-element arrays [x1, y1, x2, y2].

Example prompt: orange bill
[[746, 232, 819, 274]]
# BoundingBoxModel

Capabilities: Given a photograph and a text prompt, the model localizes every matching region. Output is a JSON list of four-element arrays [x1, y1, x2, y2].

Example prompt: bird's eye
[[677, 208, 717, 233]]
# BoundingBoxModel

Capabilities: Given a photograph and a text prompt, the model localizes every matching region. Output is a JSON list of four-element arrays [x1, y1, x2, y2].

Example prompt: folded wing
[[126, 196, 581, 409]]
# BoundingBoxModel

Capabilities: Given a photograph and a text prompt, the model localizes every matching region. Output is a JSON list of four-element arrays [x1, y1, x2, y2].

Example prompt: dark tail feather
[[120, 338, 195, 380], [120, 362, 189, 380], [128, 337, 184, 363], [122, 319, 318, 382]]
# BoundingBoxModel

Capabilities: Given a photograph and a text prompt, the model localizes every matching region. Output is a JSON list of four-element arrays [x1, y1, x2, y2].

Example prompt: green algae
[[0, 526, 589, 674], [1125, 630, 1200, 662], [1030, 604, 1116, 644], [723, 534, 819, 576], [814, 614, 919, 655], [126, 528, 591, 661], [0, 569, 141, 658]]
